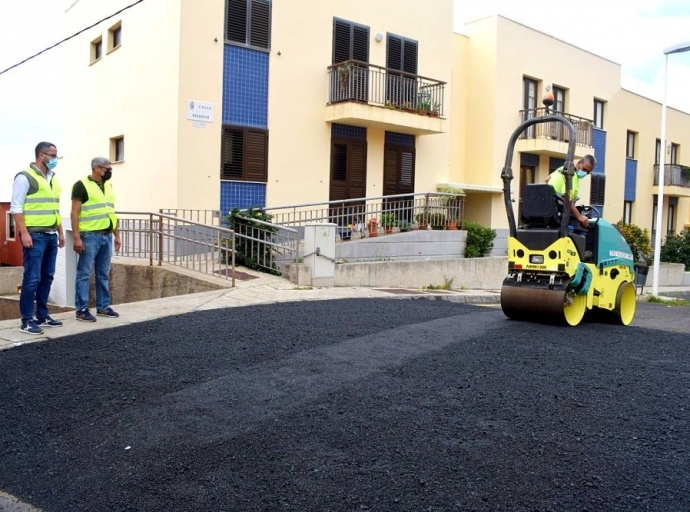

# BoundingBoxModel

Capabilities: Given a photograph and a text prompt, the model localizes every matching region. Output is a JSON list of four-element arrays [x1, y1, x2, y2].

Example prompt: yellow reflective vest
[[16, 167, 61, 228], [78, 178, 117, 232]]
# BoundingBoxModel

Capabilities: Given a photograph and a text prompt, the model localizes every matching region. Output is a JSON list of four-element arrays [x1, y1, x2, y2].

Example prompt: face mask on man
[[576, 170, 588, 179], [103, 170, 112, 181], [46, 158, 58, 170]]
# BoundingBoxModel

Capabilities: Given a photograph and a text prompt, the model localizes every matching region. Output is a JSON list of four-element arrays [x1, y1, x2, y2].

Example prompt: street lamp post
[[652, 41, 690, 297]]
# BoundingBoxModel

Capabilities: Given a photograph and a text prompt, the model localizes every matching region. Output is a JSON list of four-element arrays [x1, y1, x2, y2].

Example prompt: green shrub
[[614, 221, 652, 264], [462, 221, 496, 258], [660, 230, 690, 270], [224, 206, 280, 275]]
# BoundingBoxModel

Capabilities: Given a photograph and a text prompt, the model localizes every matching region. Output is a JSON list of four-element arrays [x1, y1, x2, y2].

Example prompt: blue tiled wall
[[385, 131, 415, 148], [624, 158, 637, 202], [220, 181, 266, 218], [592, 129, 607, 175], [332, 123, 366, 141], [222, 45, 268, 128]]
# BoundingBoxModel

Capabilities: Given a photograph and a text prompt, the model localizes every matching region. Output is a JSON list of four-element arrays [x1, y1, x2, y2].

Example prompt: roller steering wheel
[[581, 205, 600, 225]]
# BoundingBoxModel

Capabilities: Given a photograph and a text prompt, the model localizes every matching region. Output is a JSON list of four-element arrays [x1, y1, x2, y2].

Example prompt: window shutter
[[221, 127, 244, 179], [352, 25, 369, 62], [400, 150, 414, 187], [402, 40, 417, 74], [331, 143, 347, 181], [387, 36, 402, 69], [245, 129, 268, 181], [589, 174, 606, 205], [249, 0, 270, 49], [348, 142, 367, 198], [333, 20, 351, 63], [383, 148, 399, 196], [226, 0, 247, 44]]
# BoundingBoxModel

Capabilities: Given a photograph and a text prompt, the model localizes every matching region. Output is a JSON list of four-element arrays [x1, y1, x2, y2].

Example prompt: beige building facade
[[56, 2, 689, 243]]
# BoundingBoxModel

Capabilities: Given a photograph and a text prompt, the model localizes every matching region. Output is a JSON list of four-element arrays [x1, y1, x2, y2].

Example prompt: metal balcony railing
[[654, 164, 690, 188], [328, 60, 446, 117], [518, 108, 593, 147]]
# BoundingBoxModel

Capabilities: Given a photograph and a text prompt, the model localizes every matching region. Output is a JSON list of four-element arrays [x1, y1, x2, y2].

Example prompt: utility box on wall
[[303, 223, 336, 287], [0, 203, 23, 267]]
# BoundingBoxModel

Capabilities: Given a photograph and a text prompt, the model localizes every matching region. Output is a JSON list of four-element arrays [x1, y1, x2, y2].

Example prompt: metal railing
[[158, 209, 300, 276], [518, 108, 593, 147], [654, 164, 690, 188], [328, 60, 446, 117], [263, 192, 465, 237], [116, 211, 236, 286]]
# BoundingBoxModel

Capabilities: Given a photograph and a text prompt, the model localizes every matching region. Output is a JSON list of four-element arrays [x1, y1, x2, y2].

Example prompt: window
[[225, 0, 270, 50], [110, 136, 125, 162], [553, 86, 566, 113], [670, 143, 679, 164], [590, 174, 606, 205], [652, 202, 658, 246], [386, 34, 418, 107], [221, 126, 268, 182], [523, 77, 538, 137], [90, 36, 103, 63], [668, 203, 676, 235], [623, 201, 632, 224], [6, 212, 15, 241], [655, 138, 661, 165], [626, 131, 636, 159], [108, 21, 122, 52], [593, 99, 604, 129]]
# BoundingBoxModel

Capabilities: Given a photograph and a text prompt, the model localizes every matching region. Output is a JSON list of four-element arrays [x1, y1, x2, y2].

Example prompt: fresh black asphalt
[[1, 299, 689, 511]]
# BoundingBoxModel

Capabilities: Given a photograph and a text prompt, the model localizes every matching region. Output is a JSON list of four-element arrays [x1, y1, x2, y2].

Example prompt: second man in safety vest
[[70, 156, 121, 322]]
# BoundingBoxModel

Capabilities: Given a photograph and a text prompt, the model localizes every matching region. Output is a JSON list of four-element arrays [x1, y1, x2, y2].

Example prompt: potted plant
[[338, 61, 355, 89], [415, 212, 430, 231], [417, 100, 432, 115], [367, 217, 378, 238], [380, 212, 397, 235], [399, 220, 411, 232], [437, 185, 465, 230], [428, 212, 446, 230]]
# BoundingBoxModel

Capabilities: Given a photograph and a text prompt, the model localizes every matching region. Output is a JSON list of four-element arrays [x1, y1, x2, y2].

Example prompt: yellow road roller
[[499, 105, 637, 326]]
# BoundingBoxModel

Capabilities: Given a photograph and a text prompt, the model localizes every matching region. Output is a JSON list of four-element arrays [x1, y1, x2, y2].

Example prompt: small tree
[[224, 206, 280, 274], [614, 221, 652, 265], [462, 221, 497, 258], [660, 230, 690, 270]]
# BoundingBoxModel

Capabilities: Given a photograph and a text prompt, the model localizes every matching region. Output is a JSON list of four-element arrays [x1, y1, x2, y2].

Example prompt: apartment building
[[452, 16, 690, 243], [56, 2, 689, 242], [59, 0, 453, 219]]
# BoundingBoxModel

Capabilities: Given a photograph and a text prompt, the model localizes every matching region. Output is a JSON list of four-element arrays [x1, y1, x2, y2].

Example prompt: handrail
[[327, 59, 447, 85]]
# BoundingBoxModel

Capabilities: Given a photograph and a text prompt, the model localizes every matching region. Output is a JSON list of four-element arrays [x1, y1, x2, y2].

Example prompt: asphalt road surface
[[1, 299, 689, 511]]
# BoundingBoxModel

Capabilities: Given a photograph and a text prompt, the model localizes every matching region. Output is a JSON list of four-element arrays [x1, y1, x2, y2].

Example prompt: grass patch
[[292, 286, 314, 291], [424, 277, 454, 291], [647, 295, 690, 306]]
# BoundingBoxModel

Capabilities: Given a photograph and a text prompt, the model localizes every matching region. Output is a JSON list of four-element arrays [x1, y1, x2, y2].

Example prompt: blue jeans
[[75, 232, 113, 311], [20, 232, 58, 322]]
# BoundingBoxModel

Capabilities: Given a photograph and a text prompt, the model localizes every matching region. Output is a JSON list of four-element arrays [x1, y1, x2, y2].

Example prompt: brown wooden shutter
[[383, 148, 399, 196], [245, 129, 268, 182], [249, 0, 270, 49], [333, 20, 351, 63], [400, 150, 414, 190], [226, 0, 247, 44], [348, 141, 367, 198], [221, 127, 244, 179], [330, 142, 348, 200]]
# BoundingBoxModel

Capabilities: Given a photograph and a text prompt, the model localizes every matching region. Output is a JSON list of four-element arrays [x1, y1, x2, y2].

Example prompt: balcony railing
[[327, 60, 446, 117], [654, 164, 690, 188], [518, 108, 593, 147]]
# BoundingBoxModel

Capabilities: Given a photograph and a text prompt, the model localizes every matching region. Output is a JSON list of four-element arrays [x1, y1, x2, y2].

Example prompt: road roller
[[499, 103, 637, 326]]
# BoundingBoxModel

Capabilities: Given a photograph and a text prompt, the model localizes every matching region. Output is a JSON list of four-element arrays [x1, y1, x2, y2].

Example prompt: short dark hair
[[35, 141, 56, 159], [581, 154, 597, 170]]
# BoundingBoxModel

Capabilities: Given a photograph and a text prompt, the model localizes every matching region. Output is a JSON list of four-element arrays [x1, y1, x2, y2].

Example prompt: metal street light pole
[[652, 41, 690, 297]]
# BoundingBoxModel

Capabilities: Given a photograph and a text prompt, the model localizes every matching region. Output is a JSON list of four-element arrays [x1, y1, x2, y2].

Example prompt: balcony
[[515, 108, 594, 158], [653, 164, 690, 197], [325, 60, 446, 136]]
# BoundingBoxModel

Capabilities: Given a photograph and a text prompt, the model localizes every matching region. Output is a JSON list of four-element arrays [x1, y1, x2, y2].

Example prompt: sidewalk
[[0, 270, 501, 350]]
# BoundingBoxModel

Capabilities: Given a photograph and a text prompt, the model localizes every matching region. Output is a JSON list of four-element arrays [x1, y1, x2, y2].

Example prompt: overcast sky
[[1, 0, 689, 198]]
